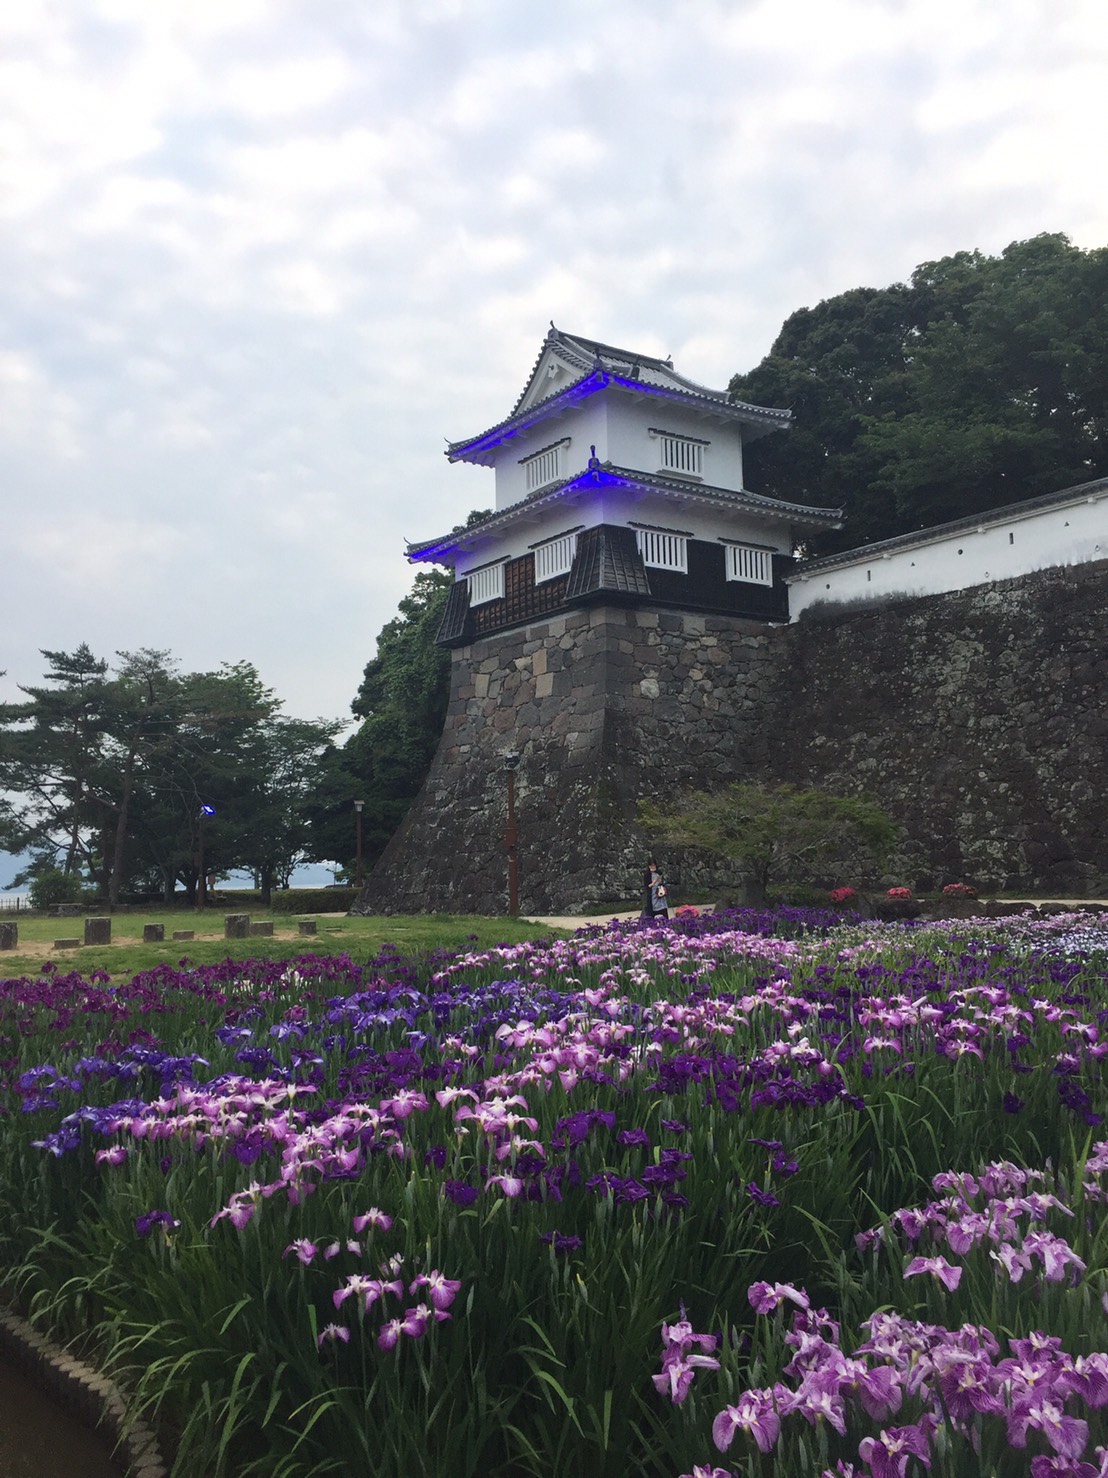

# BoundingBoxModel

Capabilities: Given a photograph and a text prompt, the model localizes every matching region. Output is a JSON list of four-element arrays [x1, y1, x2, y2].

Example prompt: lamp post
[[502, 750, 521, 917], [353, 800, 365, 890], [197, 803, 215, 909]]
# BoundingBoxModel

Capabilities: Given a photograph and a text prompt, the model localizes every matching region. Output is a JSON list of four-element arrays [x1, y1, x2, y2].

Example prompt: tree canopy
[[639, 782, 898, 903], [731, 233, 1108, 552], [317, 515, 489, 880], [301, 568, 454, 877], [0, 647, 341, 903]]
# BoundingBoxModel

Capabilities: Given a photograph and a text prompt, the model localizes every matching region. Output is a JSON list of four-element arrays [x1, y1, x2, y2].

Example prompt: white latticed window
[[521, 439, 569, 493], [533, 532, 577, 584], [637, 529, 688, 573], [651, 429, 706, 479], [725, 544, 774, 586], [467, 562, 505, 606]]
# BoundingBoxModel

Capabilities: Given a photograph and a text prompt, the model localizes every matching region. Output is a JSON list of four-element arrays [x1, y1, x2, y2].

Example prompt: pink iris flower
[[903, 1256, 962, 1291], [712, 1387, 785, 1453], [410, 1270, 462, 1312], [352, 1207, 392, 1234], [748, 1280, 811, 1314]]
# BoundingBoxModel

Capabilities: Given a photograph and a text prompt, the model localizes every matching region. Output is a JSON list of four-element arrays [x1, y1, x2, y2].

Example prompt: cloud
[[0, 0, 1104, 725]]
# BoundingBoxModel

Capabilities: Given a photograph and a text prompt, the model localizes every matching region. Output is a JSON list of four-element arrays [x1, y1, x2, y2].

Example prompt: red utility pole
[[503, 752, 521, 916]]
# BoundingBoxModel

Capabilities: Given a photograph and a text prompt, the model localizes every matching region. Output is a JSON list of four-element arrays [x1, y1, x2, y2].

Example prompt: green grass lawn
[[0, 909, 563, 980]]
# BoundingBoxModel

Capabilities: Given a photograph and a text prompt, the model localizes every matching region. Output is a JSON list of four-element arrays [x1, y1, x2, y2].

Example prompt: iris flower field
[[3, 906, 1108, 1477]]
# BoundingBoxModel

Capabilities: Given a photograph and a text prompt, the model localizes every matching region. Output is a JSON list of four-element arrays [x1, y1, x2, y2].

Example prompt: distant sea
[[0, 852, 338, 901]]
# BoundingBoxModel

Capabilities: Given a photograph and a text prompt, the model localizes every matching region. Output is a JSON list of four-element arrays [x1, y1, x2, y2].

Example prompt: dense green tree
[[639, 782, 898, 904], [0, 649, 339, 903], [0, 644, 112, 884], [315, 508, 489, 879], [306, 569, 454, 877], [732, 234, 1108, 551]]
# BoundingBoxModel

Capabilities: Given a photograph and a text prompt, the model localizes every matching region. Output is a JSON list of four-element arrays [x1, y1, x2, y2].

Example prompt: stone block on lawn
[[298, 919, 317, 935], [0, 922, 16, 950], [249, 921, 274, 937], [224, 913, 251, 939], [54, 938, 80, 949], [143, 923, 165, 942], [172, 930, 194, 941], [84, 916, 112, 946]]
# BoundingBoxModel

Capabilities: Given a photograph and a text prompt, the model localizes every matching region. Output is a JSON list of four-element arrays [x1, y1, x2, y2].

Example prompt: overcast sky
[[2, 0, 1105, 736]]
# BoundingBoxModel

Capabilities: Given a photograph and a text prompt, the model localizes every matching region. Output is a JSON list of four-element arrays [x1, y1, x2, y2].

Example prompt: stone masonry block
[[84, 916, 111, 946]]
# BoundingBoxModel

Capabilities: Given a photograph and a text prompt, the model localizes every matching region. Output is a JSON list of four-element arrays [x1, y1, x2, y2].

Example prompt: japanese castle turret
[[356, 328, 843, 916], [409, 326, 842, 641]]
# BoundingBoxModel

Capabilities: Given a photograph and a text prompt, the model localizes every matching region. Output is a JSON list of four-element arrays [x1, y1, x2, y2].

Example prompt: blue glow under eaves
[[446, 371, 611, 462]]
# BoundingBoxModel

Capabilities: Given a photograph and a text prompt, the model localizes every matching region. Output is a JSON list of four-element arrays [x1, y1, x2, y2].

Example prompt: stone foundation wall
[[356, 604, 779, 914], [357, 559, 1108, 914], [764, 559, 1108, 894]]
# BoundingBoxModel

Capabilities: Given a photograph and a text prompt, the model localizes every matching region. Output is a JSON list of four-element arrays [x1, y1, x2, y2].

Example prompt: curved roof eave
[[446, 371, 791, 466], [407, 462, 842, 564]]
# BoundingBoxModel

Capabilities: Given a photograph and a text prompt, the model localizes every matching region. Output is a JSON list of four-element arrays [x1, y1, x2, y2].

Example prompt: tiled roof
[[565, 525, 652, 600], [407, 460, 842, 564], [447, 326, 789, 464], [512, 326, 734, 414], [436, 580, 471, 644], [789, 474, 1108, 579]]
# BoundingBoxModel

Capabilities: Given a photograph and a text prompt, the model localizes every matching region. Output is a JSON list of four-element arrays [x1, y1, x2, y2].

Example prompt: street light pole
[[354, 800, 365, 890], [502, 751, 521, 917], [197, 804, 215, 909]]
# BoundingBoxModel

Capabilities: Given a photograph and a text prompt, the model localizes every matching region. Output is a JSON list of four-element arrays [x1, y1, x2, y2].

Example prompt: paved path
[[525, 899, 1108, 932]]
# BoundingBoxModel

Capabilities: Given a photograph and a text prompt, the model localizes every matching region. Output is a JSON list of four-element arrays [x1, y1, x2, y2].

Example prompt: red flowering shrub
[[828, 887, 857, 905], [674, 905, 700, 918], [942, 882, 978, 899], [886, 886, 912, 900]]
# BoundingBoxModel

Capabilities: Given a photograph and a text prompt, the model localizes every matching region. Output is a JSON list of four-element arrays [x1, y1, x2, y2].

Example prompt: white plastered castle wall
[[453, 487, 793, 579], [787, 487, 1107, 620], [491, 389, 746, 511]]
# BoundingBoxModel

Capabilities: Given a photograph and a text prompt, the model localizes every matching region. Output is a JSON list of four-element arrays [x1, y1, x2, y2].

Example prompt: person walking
[[642, 858, 670, 920]]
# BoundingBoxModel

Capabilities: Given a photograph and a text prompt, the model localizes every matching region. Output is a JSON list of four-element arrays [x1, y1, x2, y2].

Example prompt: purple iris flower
[[857, 1419, 935, 1477], [135, 1209, 179, 1238], [539, 1231, 583, 1254], [443, 1180, 478, 1207]]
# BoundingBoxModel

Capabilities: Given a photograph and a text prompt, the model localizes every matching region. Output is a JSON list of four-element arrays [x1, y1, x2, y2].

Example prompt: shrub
[[942, 881, 978, 899], [269, 887, 357, 914], [27, 868, 86, 911]]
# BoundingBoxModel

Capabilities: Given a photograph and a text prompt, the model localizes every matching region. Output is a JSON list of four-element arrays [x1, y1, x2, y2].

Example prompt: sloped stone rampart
[[355, 604, 778, 914], [356, 560, 1108, 914], [767, 559, 1108, 894]]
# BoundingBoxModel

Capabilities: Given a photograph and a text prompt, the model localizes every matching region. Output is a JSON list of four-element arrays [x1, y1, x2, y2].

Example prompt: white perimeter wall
[[788, 491, 1108, 620]]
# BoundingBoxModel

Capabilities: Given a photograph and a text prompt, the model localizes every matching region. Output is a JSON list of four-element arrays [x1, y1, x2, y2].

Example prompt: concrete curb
[[0, 1306, 167, 1478]]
